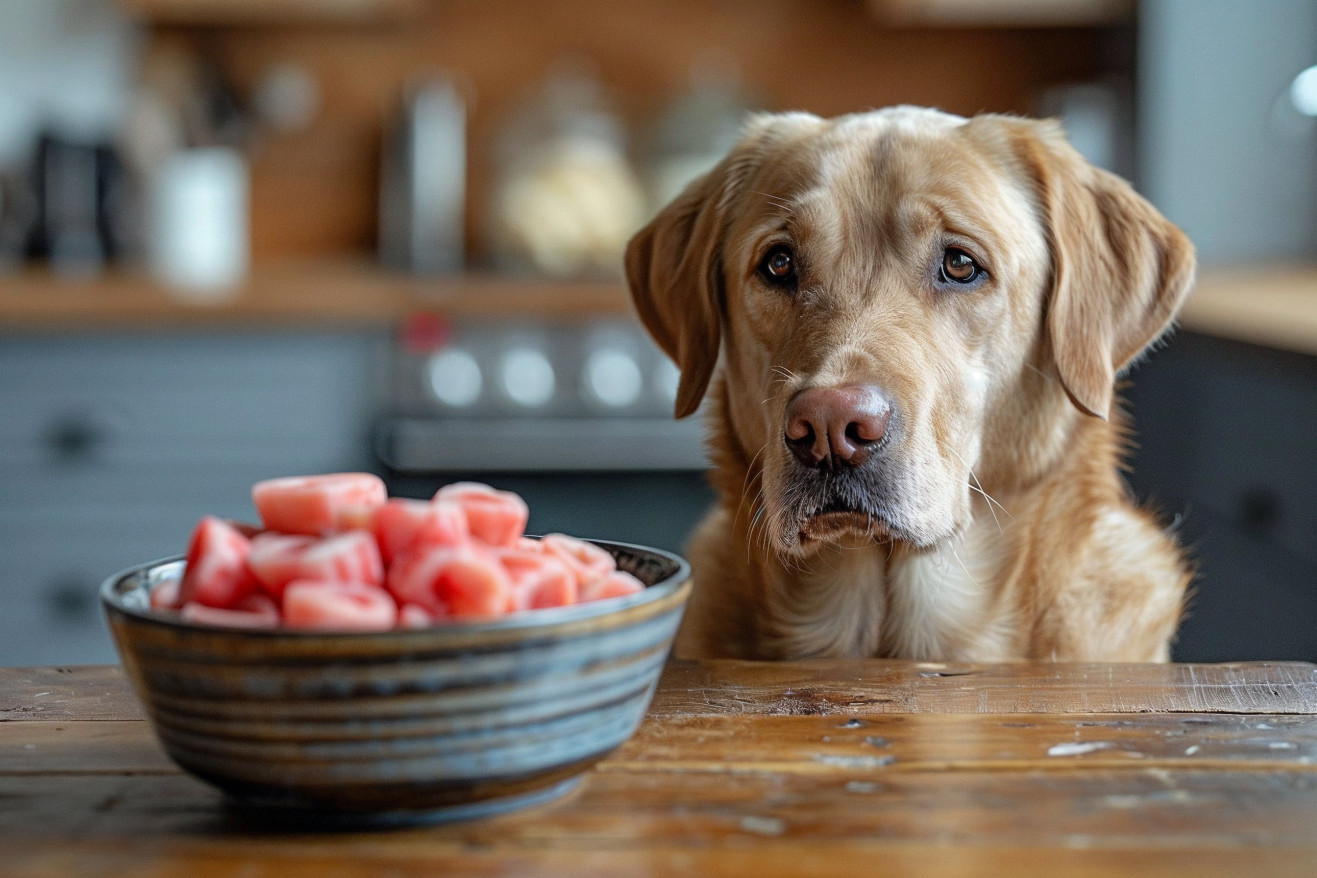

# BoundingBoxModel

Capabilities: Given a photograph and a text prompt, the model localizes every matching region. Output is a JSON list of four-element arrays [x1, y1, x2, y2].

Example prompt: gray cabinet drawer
[[1126, 332, 1317, 661], [0, 332, 385, 471], [0, 509, 194, 666], [1128, 333, 1317, 566]]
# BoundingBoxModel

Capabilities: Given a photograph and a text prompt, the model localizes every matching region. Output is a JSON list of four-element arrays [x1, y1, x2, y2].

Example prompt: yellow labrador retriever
[[626, 107, 1195, 662]]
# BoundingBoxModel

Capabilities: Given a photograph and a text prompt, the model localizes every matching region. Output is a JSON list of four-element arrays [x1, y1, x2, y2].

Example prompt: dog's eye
[[940, 248, 981, 284], [759, 245, 797, 287]]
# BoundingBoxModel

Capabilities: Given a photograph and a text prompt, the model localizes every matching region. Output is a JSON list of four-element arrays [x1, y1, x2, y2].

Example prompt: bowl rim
[[101, 537, 691, 638]]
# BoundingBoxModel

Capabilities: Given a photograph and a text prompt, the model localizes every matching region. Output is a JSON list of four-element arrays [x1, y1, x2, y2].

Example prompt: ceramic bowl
[[101, 539, 690, 825]]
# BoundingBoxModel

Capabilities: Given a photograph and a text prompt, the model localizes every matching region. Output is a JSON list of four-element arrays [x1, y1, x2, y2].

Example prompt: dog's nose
[[784, 385, 891, 469]]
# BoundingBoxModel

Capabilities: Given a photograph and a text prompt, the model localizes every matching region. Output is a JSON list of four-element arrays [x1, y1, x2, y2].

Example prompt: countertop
[[1183, 264, 1317, 357], [4, 260, 1317, 357], [0, 258, 631, 331], [4, 659, 1316, 876]]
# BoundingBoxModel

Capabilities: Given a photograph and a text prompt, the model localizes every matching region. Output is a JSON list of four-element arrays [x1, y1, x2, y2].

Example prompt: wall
[[0, 0, 138, 164], [1138, 0, 1317, 266]]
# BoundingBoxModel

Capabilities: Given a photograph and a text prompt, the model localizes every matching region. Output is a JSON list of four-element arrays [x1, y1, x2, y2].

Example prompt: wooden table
[[3, 660, 1316, 876]]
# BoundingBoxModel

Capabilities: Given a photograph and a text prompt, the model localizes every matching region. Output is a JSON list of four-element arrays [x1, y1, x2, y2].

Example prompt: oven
[[373, 315, 714, 555]]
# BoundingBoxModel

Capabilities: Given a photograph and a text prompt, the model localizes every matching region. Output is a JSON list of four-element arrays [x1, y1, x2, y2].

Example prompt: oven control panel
[[379, 318, 706, 472], [395, 319, 681, 419]]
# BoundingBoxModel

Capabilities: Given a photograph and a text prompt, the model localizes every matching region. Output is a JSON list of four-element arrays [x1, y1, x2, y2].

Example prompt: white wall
[[1139, 0, 1317, 266], [0, 0, 138, 163]]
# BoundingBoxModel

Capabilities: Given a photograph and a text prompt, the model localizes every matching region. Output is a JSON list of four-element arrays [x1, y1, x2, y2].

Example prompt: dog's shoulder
[[1012, 420, 1189, 661]]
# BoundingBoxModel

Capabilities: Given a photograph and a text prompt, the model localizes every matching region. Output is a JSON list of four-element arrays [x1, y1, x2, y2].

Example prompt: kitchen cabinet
[[0, 330, 388, 666], [1125, 332, 1317, 662]]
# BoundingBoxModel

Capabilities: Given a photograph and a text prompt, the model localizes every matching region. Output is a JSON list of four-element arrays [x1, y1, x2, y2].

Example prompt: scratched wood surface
[[3, 661, 1316, 877]]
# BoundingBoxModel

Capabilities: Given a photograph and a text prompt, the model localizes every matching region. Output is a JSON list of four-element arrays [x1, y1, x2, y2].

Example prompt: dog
[[625, 107, 1195, 662]]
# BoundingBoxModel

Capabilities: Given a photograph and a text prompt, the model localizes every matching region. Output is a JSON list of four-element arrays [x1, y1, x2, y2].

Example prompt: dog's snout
[[784, 385, 891, 469]]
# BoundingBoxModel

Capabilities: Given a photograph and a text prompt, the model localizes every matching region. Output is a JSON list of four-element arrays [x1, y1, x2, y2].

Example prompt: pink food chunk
[[332, 503, 379, 533], [432, 482, 528, 547], [150, 578, 182, 611], [180, 593, 280, 629], [542, 534, 616, 586], [373, 498, 468, 564], [167, 475, 650, 631], [387, 545, 512, 617], [397, 602, 439, 629], [580, 570, 646, 602], [177, 516, 260, 609], [282, 580, 397, 631], [252, 473, 387, 536], [247, 530, 384, 600], [498, 547, 577, 610]]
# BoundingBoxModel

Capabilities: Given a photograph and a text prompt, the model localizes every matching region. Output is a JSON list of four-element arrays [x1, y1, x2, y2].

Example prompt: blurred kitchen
[[0, 0, 1313, 665]]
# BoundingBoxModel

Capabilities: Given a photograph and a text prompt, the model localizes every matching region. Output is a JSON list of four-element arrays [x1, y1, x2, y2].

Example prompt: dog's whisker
[[970, 477, 1012, 522], [769, 368, 799, 394], [947, 448, 1012, 530], [746, 480, 778, 564], [1021, 361, 1053, 383], [752, 191, 795, 214], [948, 547, 981, 595], [967, 483, 1005, 534], [735, 441, 772, 529]]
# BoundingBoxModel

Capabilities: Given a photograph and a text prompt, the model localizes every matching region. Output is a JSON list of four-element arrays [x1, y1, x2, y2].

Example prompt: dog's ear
[[625, 163, 727, 419], [996, 119, 1196, 419], [626, 113, 819, 418]]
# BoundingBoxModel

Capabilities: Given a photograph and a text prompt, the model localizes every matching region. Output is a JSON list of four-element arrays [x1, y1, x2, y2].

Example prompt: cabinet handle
[[42, 415, 109, 462], [1238, 488, 1282, 538], [44, 576, 97, 624]]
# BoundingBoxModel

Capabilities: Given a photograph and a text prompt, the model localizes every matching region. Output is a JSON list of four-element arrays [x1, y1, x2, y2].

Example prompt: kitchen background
[[1, 0, 1313, 665]]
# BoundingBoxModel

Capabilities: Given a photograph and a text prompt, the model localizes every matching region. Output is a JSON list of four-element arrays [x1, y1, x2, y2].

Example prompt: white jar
[[148, 147, 249, 301]]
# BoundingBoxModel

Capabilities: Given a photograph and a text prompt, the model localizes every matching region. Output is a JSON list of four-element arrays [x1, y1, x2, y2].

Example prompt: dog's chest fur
[[760, 516, 1014, 661]]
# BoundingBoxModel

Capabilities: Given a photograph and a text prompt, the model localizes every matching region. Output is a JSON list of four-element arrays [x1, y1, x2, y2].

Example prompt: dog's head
[[626, 108, 1194, 559]]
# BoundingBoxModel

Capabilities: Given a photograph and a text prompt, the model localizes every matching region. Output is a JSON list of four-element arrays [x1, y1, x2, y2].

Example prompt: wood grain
[[650, 659, 1317, 716], [608, 711, 1317, 772], [4, 711, 1314, 777], [8, 845, 1317, 878], [0, 667, 142, 722], [0, 722, 174, 775], [2, 769, 1316, 869], [3, 660, 1316, 877]]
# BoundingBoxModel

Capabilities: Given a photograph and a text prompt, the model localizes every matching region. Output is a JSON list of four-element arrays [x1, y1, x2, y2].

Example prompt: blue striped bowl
[[101, 540, 690, 825]]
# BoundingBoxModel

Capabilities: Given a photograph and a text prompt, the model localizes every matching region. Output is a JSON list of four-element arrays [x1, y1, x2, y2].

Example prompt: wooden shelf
[[0, 258, 632, 333]]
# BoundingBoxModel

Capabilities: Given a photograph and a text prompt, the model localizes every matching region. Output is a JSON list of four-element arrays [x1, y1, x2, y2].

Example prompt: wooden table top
[[3, 659, 1316, 876]]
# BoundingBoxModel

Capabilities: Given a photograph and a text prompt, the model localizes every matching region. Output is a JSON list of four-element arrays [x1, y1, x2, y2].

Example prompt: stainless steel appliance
[[375, 316, 713, 554]]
